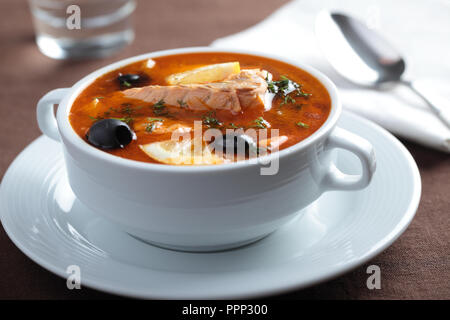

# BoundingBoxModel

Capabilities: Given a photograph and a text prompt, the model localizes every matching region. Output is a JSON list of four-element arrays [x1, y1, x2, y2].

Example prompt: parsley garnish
[[145, 118, 163, 132], [296, 121, 309, 128], [147, 117, 163, 122], [121, 103, 134, 115], [177, 99, 187, 108], [267, 77, 290, 95], [251, 117, 269, 129], [153, 100, 165, 108], [152, 99, 169, 116], [89, 104, 141, 125], [228, 123, 240, 129], [202, 111, 223, 128], [267, 75, 311, 106], [113, 116, 134, 125], [281, 95, 296, 106]]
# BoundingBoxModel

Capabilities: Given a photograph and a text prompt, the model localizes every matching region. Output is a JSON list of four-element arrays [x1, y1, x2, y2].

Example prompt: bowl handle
[[37, 88, 70, 141], [321, 127, 376, 190]]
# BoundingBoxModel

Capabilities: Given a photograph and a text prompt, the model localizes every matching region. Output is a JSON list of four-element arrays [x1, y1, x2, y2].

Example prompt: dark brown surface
[[0, 0, 449, 300]]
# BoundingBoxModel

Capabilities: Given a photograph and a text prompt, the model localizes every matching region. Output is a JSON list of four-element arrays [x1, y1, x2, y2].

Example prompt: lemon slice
[[139, 138, 224, 165], [166, 62, 240, 85]]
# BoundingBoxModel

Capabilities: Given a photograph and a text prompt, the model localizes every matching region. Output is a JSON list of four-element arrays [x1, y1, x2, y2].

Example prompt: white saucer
[[0, 112, 421, 299]]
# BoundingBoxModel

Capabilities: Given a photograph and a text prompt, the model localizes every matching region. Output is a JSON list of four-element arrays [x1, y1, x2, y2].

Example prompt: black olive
[[118, 73, 141, 87], [214, 133, 261, 157], [86, 119, 133, 150]]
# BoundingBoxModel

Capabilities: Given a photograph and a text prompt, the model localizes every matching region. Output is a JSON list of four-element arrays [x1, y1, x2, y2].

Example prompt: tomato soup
[[69, 52, 331, 165]]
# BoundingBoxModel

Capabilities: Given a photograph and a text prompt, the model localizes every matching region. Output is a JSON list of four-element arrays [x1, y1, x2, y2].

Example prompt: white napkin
[[211, 0, 450, 153]]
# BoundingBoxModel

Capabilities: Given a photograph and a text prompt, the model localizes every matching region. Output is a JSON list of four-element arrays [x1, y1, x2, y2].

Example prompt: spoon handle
[[401, 79, 450, 129]]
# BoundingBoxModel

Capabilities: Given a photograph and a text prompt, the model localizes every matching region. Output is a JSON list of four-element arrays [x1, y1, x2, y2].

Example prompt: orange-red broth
[[69, 52, 331, 164]]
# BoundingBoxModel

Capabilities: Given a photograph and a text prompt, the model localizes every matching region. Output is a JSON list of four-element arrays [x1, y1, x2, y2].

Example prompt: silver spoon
[[315, 11, 450, 129]]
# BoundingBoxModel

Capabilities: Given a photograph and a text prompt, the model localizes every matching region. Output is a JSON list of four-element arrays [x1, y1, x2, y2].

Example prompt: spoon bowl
[[315, 11, 450, 127]]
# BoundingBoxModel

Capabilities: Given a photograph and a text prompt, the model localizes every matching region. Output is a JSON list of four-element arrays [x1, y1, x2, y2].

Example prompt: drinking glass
[[28, 0, 136, 59]]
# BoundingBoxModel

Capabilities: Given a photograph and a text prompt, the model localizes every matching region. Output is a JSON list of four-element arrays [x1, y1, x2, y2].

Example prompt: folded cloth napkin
[[211, 0, 450, 153]]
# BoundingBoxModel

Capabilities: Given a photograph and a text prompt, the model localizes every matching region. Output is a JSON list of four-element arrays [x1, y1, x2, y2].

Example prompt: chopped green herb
[[228, 123, 240, 129], [147, 117, 163, 122], [251, 117, 268, 129], [177, 99, 187, 108], [117, 104, 143, 116], [112, 116, 134, 125], [122, 81, 131, 87], [281, 95, 296, 106], [295, 86, 312, 98], [267, 75, 311, 106], [266, 79, 279, 94], [152, 99, 169, 116], [267, 78, 289, 95], [121, 104, 134, 115], [153, 100, 165, 108], [296, 121, 309, 128], [153, 109, 169, 116], [145, 118, 163, 132], [145, 123, 156, 132], [202, 111, 223, 128]]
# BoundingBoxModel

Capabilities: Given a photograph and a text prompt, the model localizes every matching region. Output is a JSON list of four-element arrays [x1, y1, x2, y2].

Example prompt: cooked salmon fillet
[[122, 69, 268, 113]]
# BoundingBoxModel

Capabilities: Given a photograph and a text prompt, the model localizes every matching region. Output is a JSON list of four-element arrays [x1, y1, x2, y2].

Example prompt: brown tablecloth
[[0, 0, 449, 300]]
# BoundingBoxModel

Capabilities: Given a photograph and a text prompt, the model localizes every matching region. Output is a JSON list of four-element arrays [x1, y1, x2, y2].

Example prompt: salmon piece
[[122, 69, 268, 114]]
